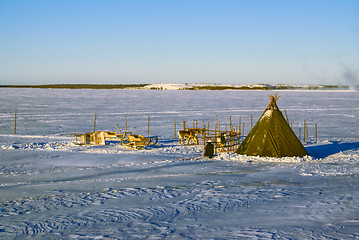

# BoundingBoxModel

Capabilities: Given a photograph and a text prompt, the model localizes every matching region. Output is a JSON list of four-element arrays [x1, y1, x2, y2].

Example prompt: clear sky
[[0, 0, 358, 85]]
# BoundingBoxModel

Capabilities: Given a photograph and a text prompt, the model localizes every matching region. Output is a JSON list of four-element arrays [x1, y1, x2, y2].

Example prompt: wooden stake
[[284, 109, 289, 123], [203, 128, 207, 151], [148, 116, 150, 137], [125, 116, 127, 132], [290, 120, 292, 128], [239, 115, 241, 138], [14, 108, 17, 134], [174, 120, 177, 139], [306, 121, 309, 143], [183, 119, 186, 130], [229, 115, 232, 131], [93, 113, 97, 132], [303, 120, 307, 142]]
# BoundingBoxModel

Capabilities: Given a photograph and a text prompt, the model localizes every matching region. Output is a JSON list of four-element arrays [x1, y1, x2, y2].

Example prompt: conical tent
[[235, 94, 308, 158]]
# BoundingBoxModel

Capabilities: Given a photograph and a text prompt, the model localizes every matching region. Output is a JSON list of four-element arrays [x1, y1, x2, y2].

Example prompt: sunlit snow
[[0, 88, 358, 239]]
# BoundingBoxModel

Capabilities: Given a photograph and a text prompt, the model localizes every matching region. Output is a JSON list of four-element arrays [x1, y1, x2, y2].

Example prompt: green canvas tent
[[235, 94, 308, 158]]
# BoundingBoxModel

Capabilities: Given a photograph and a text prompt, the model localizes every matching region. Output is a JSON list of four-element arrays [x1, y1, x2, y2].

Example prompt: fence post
[[174, 120, 177, 139], [93, 113, 97, 132], [306, 121, 309, 143], [303, 120, 306, 143]]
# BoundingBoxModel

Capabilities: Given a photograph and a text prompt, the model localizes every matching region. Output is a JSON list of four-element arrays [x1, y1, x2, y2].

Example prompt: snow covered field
[[0, 88, 358, 239]]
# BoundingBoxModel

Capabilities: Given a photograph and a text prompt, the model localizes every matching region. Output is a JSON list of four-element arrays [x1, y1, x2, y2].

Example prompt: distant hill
[[142, 83, 350, 90]]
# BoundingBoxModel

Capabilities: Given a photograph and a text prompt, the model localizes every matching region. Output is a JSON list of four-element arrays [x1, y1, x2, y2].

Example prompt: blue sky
[[0, 0, 358, 85]]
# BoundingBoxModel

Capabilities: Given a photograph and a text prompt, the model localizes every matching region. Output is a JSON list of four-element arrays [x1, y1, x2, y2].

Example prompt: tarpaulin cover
[[235, 108, 308, 157]]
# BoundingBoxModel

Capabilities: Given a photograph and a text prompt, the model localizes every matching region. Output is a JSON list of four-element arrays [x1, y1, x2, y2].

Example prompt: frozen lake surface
[[0, 88, 358, 239]]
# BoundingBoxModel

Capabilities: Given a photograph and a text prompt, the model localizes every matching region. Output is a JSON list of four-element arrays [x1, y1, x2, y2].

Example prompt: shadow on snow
[[306, 141, 359, 159]]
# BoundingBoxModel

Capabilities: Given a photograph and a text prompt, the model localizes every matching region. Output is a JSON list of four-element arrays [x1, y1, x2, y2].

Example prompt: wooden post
[[306, 121, 309, 143], [125, 116, 127, 132], [207, 122, 209, 131], [214, 123, 217, 154], [239, 115, 241, 140], [14, 108, 17, 134], [229, 115, 232, 131], [284, 109, 289, 122], [290, 120, 292, 128], [315, 123, 317, 143], [183, 119, 186, 130], [148, 116, 150, 137], [174, 120, 177, 139], [93, 113, 97, 132], [75, 133, 78, 144], [303, 120, 307, 142], [203, 128, 207, 155], [196, 120, 198, 128]]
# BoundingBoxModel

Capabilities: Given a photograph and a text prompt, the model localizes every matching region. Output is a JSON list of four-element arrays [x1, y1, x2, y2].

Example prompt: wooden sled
[[125, 134, 158, 149]]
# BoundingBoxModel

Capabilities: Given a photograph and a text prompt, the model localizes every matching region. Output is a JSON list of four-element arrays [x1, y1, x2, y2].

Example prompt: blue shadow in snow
[[306, 141, 359, 159]]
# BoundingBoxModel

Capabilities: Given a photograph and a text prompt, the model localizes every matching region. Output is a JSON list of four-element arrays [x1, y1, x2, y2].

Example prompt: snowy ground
[[0, 88, 358, 239]]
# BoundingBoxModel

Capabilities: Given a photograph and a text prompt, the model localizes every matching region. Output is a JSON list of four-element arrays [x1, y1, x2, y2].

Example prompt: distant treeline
[[0, 84, 149, 89], [0, 83, 350, 90]]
